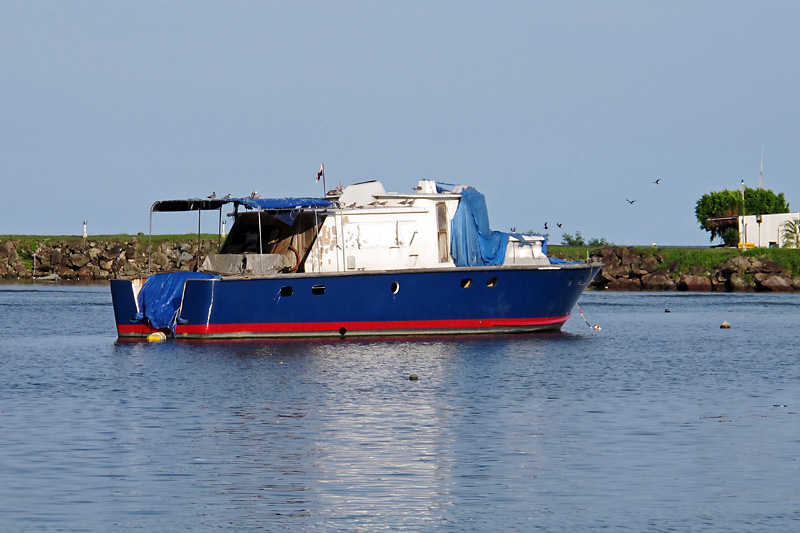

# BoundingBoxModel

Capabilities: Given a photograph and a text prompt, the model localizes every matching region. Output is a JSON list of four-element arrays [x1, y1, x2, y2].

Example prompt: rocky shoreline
[[574, 246, 800, 292], [1, 238, 799, 292], [0, 237, 217, 281]]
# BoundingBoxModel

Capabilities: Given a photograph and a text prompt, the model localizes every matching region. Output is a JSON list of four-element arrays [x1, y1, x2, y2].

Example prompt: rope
[[576, 302, 601, 331]]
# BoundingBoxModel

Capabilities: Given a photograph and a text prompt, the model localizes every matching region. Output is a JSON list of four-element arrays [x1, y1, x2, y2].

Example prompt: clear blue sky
[[3, 1, 799, 246]]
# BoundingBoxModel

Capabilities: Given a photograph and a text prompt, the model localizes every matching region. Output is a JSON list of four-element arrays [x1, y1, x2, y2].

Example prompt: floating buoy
[[720, 321, 731, 329], [409, 374, 419, 381], [147, 332, 168, 342]]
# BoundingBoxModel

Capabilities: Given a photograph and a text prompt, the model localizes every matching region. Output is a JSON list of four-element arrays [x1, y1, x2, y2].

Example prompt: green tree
[[781, 219, 800, 248], [695, 187, 789, 246], [561, 231, 585, 246]]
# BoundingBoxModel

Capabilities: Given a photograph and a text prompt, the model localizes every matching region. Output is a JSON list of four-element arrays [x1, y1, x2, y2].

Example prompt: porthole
[[280, 286, 293, 297], [312, 284, 326, 295], [390, 281, 400, 294], [461, 278, 472, 288], [487, 277, 498, 287]]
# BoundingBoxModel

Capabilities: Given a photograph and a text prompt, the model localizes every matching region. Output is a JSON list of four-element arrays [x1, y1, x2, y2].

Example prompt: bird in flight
[[626, 199, 635, 204], [557, 223, 563, 228], [544, 222, 549, 230], [653, 179, 661, 185]]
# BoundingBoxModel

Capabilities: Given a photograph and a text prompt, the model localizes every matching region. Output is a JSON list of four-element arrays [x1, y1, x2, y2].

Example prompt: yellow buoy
[[147, 332, 168, 342]]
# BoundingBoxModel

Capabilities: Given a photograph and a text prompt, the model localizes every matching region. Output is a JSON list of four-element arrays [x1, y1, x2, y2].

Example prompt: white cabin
[[303, 180, 548, 273], [200, 179, 549, 277]]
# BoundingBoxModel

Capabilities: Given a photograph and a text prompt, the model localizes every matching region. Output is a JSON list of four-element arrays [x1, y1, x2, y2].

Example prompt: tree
[[695, 187, 789, 246], [561, 231, 585, 246], [781, 219, 800, 248], [587, 237, 611, 246]]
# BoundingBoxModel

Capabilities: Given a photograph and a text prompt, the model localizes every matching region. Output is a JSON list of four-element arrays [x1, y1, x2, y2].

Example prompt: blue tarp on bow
[[450, 187, 509, 267], [135, 272, 219, 332]]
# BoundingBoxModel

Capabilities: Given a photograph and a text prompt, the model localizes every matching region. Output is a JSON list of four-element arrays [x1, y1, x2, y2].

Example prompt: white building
[[738, 212, 799, 248]]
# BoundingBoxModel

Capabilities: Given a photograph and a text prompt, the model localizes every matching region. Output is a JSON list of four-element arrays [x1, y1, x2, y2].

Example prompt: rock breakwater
[[2, 238, 799, 292], [0, 237, 217, 281], [570, 246, 800, 292]]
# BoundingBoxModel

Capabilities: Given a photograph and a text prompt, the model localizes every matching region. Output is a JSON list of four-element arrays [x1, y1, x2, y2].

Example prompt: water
[[1, 284, 799, 531]]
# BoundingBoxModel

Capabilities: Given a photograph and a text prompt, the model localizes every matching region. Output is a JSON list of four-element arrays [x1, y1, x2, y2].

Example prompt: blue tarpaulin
[[450, 187, 509, 267], [135, 272, 219, 332]]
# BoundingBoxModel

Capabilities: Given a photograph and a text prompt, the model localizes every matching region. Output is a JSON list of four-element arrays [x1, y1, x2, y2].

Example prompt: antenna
[[758, 146, 764, 189]]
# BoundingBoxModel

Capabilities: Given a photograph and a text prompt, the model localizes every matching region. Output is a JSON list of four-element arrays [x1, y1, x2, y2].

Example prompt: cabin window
[[461, 279, 472, 288], [390, 281, 400, 294], [487, 277, 498, 287], [436, 202, 449, 262], [311, 284, 326, 295], [280, 286, 293, 297]]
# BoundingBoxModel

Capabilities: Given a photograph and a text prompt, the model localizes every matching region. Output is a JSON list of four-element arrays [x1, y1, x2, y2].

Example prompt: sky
[[2, 1, 799, 246]]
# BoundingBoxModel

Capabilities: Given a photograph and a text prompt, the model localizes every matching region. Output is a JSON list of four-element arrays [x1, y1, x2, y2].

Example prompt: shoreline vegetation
[[1, 235, 799, 292]]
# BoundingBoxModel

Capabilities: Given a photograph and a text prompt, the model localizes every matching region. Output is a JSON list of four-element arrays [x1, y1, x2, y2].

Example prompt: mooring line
[[576, 302, 601, 331]]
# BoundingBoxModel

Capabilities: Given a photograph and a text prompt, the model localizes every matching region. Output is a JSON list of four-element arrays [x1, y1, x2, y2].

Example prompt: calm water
[[1, 284, 799, 532]]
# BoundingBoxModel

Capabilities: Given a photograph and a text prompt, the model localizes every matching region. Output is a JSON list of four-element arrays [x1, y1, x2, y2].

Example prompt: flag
[[317, 163, 324, 182]]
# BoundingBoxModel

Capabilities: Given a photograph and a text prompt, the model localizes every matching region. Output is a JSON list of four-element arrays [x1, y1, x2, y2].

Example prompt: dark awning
[[151, 197, 338, 213]]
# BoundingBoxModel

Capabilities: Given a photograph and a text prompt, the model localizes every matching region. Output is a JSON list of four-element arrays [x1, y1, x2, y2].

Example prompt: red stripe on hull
[[174, 316, 570, 337], [117, 324, 168, 336]]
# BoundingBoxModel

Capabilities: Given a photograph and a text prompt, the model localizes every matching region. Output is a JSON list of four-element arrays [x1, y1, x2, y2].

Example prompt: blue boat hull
[[111, 264, 600, 339]]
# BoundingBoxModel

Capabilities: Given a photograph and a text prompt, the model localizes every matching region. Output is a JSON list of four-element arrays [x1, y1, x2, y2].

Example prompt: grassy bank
[[550, 245, 800, 277], [0, 234, 220, 243]]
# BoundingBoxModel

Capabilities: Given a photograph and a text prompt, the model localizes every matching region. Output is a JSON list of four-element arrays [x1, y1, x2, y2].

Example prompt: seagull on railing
[[222, 194, 231, 199], [250, 191, 258, 198], [208, 192, 216, 199]]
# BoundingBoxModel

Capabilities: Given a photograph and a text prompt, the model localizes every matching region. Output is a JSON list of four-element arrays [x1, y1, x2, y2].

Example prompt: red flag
[[317, 163, 324, 182]]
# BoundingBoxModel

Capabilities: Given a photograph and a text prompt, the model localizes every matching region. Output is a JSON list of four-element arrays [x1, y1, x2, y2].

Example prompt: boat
[[110, 179, 601, 339]]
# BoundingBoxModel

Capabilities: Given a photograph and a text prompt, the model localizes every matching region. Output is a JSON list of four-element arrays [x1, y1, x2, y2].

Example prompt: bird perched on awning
[[222, 194, 231, 199], [208, 192, 216, 199], [250, 191, 258, 198]]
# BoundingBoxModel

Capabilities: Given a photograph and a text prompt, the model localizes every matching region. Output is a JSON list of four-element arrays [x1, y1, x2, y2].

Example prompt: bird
[[557, 223, 563, 228], [653, 179, 661, 185], [250, 191, 258, 198], [412, 186, 423, 191], [544, 222, 549, 230], [626, 199, 635, 204], [222, 194, 231, 199], [207, 192, 217, 199]]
